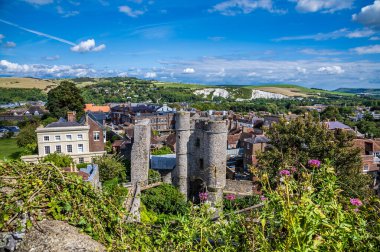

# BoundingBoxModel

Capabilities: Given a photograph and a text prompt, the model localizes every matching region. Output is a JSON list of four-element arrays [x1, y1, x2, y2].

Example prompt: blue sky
[[0, 0, 380, 89]]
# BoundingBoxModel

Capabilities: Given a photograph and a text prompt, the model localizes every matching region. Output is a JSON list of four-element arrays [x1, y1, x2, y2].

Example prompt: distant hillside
[[334, 88, 380, 97], [0, 77, 58, 91]]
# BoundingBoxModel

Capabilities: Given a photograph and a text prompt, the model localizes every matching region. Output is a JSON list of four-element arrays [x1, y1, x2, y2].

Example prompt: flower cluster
[[199, 192, 208, 201], [350, 198, 363, 207], [308, 159, 321, 168], [279, 169, 290, 176], [225, 194, 236, 201], [260, 195, 267, 201]]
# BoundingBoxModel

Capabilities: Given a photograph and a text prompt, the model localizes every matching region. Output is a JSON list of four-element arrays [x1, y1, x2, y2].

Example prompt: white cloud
[[70, 39, 106, 53], [119, 5, 145, 17], [24, 0, 53, 5], [183, 68, 195, 74], [56, 6, 80, 18], [370, 36, 380, 41], [209, 0, 276, 16], [275, 28, 375, 41], [4, 41, 16, 48], [352, 1, 380, 29], [291, 0, 353, 13], [247, 72, 257, 76], [352, 44, 380, 54], [0, 60, 96, 77], [317, 66, 345, 74], [144, 72, 157, 78], [0, 34, 4, 42], [300, 48, 343, 55], [43, 55, 60, 61], [296, 66, 307, 74]]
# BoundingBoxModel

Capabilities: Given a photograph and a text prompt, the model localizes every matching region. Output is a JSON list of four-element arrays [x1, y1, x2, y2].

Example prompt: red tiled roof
[[84, 104, 110, 113]]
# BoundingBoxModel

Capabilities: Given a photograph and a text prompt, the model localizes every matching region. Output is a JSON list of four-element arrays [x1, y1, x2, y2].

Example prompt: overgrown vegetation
[[94, 154, 127, 182], [0, 88, 46, 103], [43, 153, 73, 167]]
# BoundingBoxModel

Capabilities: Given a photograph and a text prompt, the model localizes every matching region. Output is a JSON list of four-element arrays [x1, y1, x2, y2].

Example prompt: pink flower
[[291, 167, 297, 173], [308, 159, 321, 168], [354, 208, 359, 213], [225, 194, 236, 201], [260, 195, 267, 201], [350, 198, 363, 207], [199, 192, 208, 201], [279, 169, 290, 176]]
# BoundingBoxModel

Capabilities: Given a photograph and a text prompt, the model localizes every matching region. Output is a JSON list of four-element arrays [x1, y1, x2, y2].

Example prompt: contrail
[[0, 18, 76, 46]]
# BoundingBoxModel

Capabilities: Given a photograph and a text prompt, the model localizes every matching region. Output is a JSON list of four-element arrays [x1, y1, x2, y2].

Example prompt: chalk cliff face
[[194, 88, 288, 100], [194, 88, 230, 99]]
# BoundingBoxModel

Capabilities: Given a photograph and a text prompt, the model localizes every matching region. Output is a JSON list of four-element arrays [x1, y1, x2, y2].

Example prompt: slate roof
[[324, 121, 352, 130], [45, 117, 82, 128]]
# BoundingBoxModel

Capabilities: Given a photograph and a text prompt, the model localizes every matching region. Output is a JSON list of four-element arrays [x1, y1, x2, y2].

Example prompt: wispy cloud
[[43, 55, 60, 61], [23, 0, 53, 5], [0, 18, 75, 46], [4, 41, 16, 48], [290, 0, 353, 13], [119, 5, 145, 17], [275, 28, 375, 41], [300, 48, 344, 56], [209, 0, 281, 16], [56, 6, 80, 18], [352, 44, 380, 54], [0, 19, 105, 53]]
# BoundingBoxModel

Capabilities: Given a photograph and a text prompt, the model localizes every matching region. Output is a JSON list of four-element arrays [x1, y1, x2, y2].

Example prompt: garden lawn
[[0, 138, 21, 160]]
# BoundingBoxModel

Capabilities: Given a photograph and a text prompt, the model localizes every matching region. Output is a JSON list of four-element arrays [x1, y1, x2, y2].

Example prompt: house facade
[[21, 112, 106, 164]]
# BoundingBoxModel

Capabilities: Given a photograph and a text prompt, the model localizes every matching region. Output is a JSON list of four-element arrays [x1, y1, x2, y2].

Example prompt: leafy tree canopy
[[257, 115, 372, 199], [43, 153, 73, 167], [46, 81, 85, 119]]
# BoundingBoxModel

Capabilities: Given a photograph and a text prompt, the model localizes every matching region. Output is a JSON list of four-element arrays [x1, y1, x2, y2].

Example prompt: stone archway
[[189, 178, 206, 204]]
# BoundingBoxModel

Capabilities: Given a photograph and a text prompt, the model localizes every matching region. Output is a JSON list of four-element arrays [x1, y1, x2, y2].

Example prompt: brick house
[[243, 135, 269, 169]]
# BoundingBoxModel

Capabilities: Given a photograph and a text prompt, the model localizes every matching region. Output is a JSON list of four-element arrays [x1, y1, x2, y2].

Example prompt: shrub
[[151, 146, 173, 155], [141, 184, 189, 215], [94, 154, 126, 182], [43, 153, 73, 167]]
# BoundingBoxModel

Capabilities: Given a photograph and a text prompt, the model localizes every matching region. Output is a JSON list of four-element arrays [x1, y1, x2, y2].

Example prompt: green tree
[[16, 123, 38, 154], [151, 146, 173, 155], [43, 153, 73, 167], [46, 81, 85, 119], [94, 154, 126, 182], [257, 115, 372, 199], [320, 106, 342, 121]]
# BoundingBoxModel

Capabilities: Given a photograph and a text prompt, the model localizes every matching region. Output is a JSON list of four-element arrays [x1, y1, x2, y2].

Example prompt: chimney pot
[[67, 111, 76, 122]]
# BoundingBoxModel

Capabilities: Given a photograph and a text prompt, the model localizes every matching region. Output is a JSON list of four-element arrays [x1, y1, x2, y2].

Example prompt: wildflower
[[308, 159, 321, 168], [199, 192, 208, 201], [291, 167, 297, 173], [350, 198, 363, 207], [279, 169, 290, 176], [260, 195, 267, 201], [354, 208, 359, 213], [225, 194, 236, 201]]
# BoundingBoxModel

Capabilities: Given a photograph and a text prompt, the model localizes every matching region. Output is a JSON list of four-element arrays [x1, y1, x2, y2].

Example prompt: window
[[43, 136, 50, 141], [199, 158, 204, 170], [195, 138, 200, 147], [55, 145, 61, 153], [67, 145, 73, 153], [363, 164, 369, 172], [44, 146, 50, 155], [77, 134, 83, 140], [78, 144, 84, 153], [66, 134, 72, 140], [79, 157, 84, 164], [55, 135, 61, 141], [93, 132, 100, 141]]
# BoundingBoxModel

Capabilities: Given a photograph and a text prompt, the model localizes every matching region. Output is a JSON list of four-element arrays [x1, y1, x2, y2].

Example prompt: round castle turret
[[174, 111, 191, 197], [204, 120, 227, 204]]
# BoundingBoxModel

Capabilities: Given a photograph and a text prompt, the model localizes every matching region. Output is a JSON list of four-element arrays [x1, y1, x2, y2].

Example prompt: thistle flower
[[260, 195, 267, 201], [308, 159, 321, 168], [279, 169, 290, 176], [199, 192, 208, 201], [350, 198, 363, 207], [225, 194, 236, 201]]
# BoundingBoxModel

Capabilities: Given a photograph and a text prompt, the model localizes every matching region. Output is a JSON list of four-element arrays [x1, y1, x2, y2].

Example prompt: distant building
[[84, 104, 111, 113], [21, 111, 106, 164], [243, 135, 269, 169]]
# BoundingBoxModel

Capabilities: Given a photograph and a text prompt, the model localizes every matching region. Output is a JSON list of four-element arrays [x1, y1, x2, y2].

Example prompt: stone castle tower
[[173, 112, 227, 205]]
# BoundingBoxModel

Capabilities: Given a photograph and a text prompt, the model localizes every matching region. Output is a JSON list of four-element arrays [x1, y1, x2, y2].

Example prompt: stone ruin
[[130, 112, 228, 208]]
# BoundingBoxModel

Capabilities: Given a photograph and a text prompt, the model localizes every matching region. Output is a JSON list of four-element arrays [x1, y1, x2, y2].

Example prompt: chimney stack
[[67, 111, 76, 122]]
